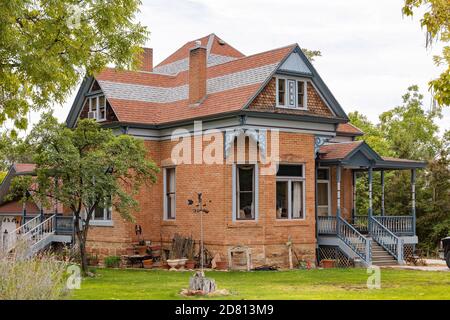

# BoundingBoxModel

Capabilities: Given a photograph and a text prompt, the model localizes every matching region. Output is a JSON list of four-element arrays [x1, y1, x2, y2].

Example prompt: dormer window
[[87, 95, 106, 122], [276, 77, 307, 109]]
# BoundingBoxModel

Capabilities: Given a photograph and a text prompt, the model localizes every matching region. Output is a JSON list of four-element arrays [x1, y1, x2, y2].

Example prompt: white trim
[[317, 167, 331, 216], [275, 76, 309, 111], [275, 164, 306, 220], [233, 163, 258, 221], [163, 167, 176, 220]]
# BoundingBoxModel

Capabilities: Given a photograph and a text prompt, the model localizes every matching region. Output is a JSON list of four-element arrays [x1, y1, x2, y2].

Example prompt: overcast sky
[[48, 0, 449, 135]]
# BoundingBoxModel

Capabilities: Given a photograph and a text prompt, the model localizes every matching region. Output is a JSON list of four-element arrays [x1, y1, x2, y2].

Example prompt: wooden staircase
[[371, 240, 398, 266]]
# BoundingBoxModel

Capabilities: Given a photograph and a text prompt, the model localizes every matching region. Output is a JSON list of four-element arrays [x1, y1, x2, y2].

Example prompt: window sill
[[227, 221, 262, 228], [89, 220, 114, 227], [275, 105, 308, 111], [273, 219, 309, 227], [161, 220, 177, 226]]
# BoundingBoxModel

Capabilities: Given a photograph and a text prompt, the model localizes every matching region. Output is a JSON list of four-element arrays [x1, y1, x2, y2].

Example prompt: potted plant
[[87, 253, 99, 266], [143, 259, 153, 269], [320, 259, 335, 268], [134, 244, 147, 255], [215, 260, 228, 270], [104, 256, 121, 268]]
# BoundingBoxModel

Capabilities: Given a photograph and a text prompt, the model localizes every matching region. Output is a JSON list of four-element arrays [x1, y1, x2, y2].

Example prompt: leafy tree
[[402, 0, 450, 106], [0, 0, 148, 132], [301, 48, 322, 61], [0, 171, 6, 183], [10, 114, 158, 275]]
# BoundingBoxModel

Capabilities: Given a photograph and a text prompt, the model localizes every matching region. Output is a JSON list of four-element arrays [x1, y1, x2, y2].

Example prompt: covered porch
[[315, 140, 426, 266]]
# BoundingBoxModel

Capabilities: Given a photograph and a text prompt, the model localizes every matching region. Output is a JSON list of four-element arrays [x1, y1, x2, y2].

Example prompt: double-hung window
[[276, 78, 307, 109], [87, 95, 107, 122], [317, 168, 331, 216], [276, 165, 305, 219], [87, 197, 113, 226], [235, 164, 257, 220], [164, 167, 176, 220]]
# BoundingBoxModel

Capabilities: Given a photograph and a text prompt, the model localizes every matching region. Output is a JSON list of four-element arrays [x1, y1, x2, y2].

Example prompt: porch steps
[[371, 241, 397, 266]]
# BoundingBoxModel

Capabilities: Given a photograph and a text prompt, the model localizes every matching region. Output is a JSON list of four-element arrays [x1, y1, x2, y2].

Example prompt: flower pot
[[178, 258, 188, 270], [321, 259, 335, 268], [143, 259, 153, 269], [215, 261, 228, 270], [167, 259, 179, 271], [134, 245, 147, 255], [185, 260, 196, 270]]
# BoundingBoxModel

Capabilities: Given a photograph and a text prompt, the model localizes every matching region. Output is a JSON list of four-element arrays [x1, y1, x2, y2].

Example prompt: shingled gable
[[66, 36, 348, 128]]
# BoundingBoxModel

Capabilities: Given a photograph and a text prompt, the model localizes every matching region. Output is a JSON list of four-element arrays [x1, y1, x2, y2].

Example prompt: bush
[[0, 241, 69, 300], [104, 256, 121, 268]]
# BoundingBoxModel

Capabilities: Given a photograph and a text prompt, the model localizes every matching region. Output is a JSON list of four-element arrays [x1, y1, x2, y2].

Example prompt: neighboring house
[[11, 34, 425, 267]]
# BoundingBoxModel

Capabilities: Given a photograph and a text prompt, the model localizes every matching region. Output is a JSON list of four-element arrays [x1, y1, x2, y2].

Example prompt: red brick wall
[[86, 131, 318, 267]]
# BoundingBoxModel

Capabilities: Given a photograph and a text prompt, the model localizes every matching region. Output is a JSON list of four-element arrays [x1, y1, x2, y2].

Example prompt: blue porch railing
[[337, 217, 371, 264], [317, 216, 337, 234], [370, 217, 404, 263], [23, 214, 74, 235], [373, 216, 414, 236]]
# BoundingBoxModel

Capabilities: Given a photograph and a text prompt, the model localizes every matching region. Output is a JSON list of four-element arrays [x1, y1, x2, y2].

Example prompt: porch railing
[[337, 217, 371, 263], [1, 215, 41, 252], [352, 215, 369, 233], [370, 217, 404, 263], [373, 216, 414, 236], [317, 216, 337, 234], [55, 216, 74, 235]]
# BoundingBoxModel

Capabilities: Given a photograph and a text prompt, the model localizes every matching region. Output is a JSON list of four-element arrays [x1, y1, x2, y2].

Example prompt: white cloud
[[27, 0, 448, 136]]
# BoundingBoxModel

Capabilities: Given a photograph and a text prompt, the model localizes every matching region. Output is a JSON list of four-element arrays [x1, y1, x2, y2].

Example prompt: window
[[87, 95, 107, 121], [297, 81, 305, 108], [236, 165, 256, 220], [276, 164, 305, 219], [92, 204, 112, 221], [277, 79, 285, 106], [276, 77, 307, 109], [164, 167, 176, 220], [317, 168, 330, 216]]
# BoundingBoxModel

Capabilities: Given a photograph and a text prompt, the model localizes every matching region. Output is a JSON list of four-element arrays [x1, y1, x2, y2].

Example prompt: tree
[[0, 0, 148, 132], [302, 48, 322, 62], [10, 114, 158, 275], [402, 0, 450, 106]]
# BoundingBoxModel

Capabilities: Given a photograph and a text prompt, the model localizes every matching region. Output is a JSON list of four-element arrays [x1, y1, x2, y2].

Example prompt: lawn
[[70, 268, 450, 300]]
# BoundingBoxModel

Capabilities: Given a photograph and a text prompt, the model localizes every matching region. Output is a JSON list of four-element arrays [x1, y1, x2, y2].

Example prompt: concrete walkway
[[387, 259, 448, 272]]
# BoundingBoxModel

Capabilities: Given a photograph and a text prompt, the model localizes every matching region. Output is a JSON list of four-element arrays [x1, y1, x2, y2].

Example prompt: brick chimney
[[188, 41, 207, 104], [139, 47, 153, 72]]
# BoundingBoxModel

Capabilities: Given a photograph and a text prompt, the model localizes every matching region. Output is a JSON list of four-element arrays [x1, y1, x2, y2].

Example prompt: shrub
[[104, 256, 121, 268], [0, 241, 69, 300]]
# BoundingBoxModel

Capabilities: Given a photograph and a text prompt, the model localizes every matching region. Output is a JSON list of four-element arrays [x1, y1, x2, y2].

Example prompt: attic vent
[[218, 39, 226, 45]]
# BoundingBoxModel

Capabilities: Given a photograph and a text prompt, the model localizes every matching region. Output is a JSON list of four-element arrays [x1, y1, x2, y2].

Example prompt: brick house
[[3, 34, 425, 267]]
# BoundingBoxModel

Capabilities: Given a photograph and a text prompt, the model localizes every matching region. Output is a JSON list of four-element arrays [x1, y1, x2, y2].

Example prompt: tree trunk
[[74, 215, 88, 276]]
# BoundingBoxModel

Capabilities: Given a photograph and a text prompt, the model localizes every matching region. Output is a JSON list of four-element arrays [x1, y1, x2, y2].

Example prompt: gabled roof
[[336, 123, 364, 136], [0, 163, 36, 204], [318, 141, 426, 169], [66, 34, 349, 128]]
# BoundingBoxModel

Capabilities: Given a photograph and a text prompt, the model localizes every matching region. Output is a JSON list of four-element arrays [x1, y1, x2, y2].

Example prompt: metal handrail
[[337, 217, 371, 264], [1, 215, 41, 252], [29, 215, 56, 251], [370, 216, 403, 263]]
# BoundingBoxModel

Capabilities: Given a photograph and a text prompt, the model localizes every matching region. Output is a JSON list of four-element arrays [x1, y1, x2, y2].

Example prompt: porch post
[[411, 169, 416, 235], [315, 162, 319, 239], [352, 170, 356, 223], [22, 200, 26, 226], [336, 165, 341, 219], [368, 166, 373, 232], [381, 170, 385, 216]]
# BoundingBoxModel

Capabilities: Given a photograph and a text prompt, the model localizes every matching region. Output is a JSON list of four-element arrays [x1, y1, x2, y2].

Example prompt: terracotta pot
[[143, 259, 153, 269], [215, 261, 228, 270], [161, 262, 170, 270], [135, 245, 147, 255], [321, 259, 335, 268], [185, 260, 196, 270]]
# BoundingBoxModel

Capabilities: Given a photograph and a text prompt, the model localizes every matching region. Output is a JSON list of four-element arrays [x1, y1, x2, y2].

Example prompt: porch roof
[[318, 141, 426, 169]]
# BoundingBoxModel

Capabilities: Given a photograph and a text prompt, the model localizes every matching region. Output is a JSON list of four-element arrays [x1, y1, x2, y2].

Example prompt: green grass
[[71, 268, 450, 300]]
